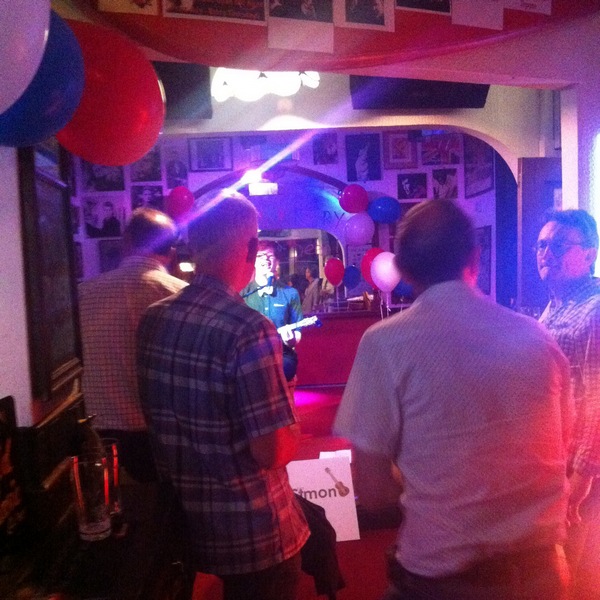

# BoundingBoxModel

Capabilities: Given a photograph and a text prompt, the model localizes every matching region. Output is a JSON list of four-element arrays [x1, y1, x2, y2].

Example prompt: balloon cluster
[[334, 183, 408, 303], [0, 7, 165, 167]]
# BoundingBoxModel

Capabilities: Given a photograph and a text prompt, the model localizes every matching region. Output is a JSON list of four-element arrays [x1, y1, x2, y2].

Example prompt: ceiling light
[[211, 68, 320, 102]]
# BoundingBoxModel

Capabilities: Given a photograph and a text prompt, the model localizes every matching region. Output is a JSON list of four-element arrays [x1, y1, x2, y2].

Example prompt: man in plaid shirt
[[137, 191, 309, 600], [537, 209, 600, 600]]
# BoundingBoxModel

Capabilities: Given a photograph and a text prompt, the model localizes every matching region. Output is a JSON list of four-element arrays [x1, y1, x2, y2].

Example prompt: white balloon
[[370, 251, 401, 293], [0, 0, 51, 114]]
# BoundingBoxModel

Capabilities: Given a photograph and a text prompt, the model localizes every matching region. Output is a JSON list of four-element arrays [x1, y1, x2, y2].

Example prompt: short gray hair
[[188, 190, 258, 261]]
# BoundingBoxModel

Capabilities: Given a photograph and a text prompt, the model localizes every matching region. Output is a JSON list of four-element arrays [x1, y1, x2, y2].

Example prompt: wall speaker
[[349, 76, 489, 110], [152, 62, 212, 120]]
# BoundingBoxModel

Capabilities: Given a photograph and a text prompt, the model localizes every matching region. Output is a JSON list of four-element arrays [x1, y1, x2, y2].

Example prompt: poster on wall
[[395, 0, 450, 13], [382, 131, 418, 170], [335, 0, 395, 31], [83, 196, 125, 239], [432, 168, 458, 200], [420, 132, 461, 166], [313, 132, 339, 165], [163, 0, 266, 23], [99, 0, 158, 15], [397, 173, 428, 199], [464, 135, 495, 198], [131, 185, 164, 211], [130, 146, 162, 183], [164, 145, 189, 190], [81, 161, 125, 193], [345, 133, 382, 182]]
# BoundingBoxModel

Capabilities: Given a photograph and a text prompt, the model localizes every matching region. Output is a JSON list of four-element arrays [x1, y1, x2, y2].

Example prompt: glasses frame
[[534, 239, 585, 257]]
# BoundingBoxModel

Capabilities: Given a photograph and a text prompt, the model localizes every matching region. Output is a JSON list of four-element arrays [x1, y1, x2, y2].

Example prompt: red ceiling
[[70, 0, 600, 74]]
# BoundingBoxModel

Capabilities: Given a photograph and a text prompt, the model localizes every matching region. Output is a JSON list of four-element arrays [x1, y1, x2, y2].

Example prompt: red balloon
[[324, 257, 345, 287], [56, 21, 165, 166], [340, 184, 369, 213], [165, 186, 194, 223], [360, 247, 384, 288]]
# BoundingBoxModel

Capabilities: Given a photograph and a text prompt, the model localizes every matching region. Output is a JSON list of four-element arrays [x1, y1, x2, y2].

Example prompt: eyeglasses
[[534, 239, 584, 257]]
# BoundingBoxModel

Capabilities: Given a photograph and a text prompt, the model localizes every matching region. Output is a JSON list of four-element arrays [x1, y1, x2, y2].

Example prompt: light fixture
[[211, 68, 320, 102]]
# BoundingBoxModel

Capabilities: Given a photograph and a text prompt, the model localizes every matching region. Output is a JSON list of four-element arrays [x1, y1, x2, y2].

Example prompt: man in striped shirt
[[537, 209, 600, 600]]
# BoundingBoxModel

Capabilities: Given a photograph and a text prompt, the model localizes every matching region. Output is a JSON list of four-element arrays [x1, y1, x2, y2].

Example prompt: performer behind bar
[[242, 240, 303, 382]]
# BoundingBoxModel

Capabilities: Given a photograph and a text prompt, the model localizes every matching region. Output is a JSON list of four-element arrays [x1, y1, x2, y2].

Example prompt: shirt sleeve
[[572, 307, 600, 476], [235, 316, 299, 439], [287, 287, 303, 325]]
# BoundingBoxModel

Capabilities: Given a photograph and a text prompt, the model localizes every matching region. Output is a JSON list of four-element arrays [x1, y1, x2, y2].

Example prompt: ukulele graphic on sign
[[325, 467, 350, 497]]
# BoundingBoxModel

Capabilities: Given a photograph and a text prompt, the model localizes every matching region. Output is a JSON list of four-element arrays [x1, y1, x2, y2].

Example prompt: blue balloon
[[367, 196, 401, 224], [343, 265, 361, 289], [0, 11, 84, 147], [393, 280, 413, 298]]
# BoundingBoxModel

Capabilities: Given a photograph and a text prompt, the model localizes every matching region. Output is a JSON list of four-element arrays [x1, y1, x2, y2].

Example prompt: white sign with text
[[287, 456, 360, 541]]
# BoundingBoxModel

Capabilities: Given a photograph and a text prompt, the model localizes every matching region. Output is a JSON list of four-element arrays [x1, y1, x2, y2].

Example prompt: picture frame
[[382, 131, 418, 170], [345, 133, 382, 182], [313, 132, 339, 165], [397, 173, 428, 199], [421, 132, 462, 166], [395, 0, 451, 14], [130, 145, 162, 182], [188, 137, 233, 172], [464, 135, 495, 198]]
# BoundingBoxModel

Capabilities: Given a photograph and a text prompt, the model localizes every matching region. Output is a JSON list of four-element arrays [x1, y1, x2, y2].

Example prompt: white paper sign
[[287, 456, 360, 541]]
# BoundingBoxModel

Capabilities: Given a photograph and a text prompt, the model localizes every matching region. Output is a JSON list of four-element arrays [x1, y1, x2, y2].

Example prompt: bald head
[[124, 208, 178, 257]]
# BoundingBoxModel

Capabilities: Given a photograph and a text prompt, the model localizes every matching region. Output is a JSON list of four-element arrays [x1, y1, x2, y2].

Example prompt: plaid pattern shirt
[[136, 273, 309, 575], [540, 276, 600, 477], [78, 255, 187, 430]]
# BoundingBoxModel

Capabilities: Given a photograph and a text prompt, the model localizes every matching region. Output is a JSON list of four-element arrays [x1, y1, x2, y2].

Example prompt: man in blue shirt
[[242, 241, 303, 381]]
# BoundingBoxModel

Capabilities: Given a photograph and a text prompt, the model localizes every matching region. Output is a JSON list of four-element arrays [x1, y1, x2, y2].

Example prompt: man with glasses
[[242, 241, 303, 381], [537, 209, 600, 600]]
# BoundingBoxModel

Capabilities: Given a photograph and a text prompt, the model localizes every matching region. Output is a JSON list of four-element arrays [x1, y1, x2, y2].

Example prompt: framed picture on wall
[[345, 133, 382, 182], [398, 173, 428, 199], [464, 135, 495, 198], [382, 131, 418, 170], [188, 137, 233, 172], [313, 132, 339, 165], [130, 145, 162, 182], [421, 132, 461, 165], [99, 239, 124, 274]]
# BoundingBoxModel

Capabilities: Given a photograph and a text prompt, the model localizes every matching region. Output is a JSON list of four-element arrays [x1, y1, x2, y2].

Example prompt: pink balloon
[[324, 257, 345, 287], [165, 186, 194, 223], [340, 184, 369, 213], [370, 252, 401, 293], [345, 212, 375, 246], [360, 247, 384, 288]]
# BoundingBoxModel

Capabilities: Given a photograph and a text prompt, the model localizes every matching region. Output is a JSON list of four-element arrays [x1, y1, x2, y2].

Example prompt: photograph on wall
[[99, 239, 124, 274], [164, 0, 266, 23], [189, 137, 233, 172], [345, 133, 382, 182], [83, 196, 125, 239], [382, 130, 418, 170], [432, 168, 458, 199], [270, 0, 333, 22], [130, 145, 162, 183], [476, 225, 492, 295], [313, 132, 338, 165], [397, 173, 428, 199], [421, 132, 461, 166], [81, 160, 125, 193], [336, 0, 395, 30], [395, 0, 450, 13], [164, 145, 189, 189], [131, 185, 164, 211], [464, 135, 495, 198], [99, 0, 159, 15]]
